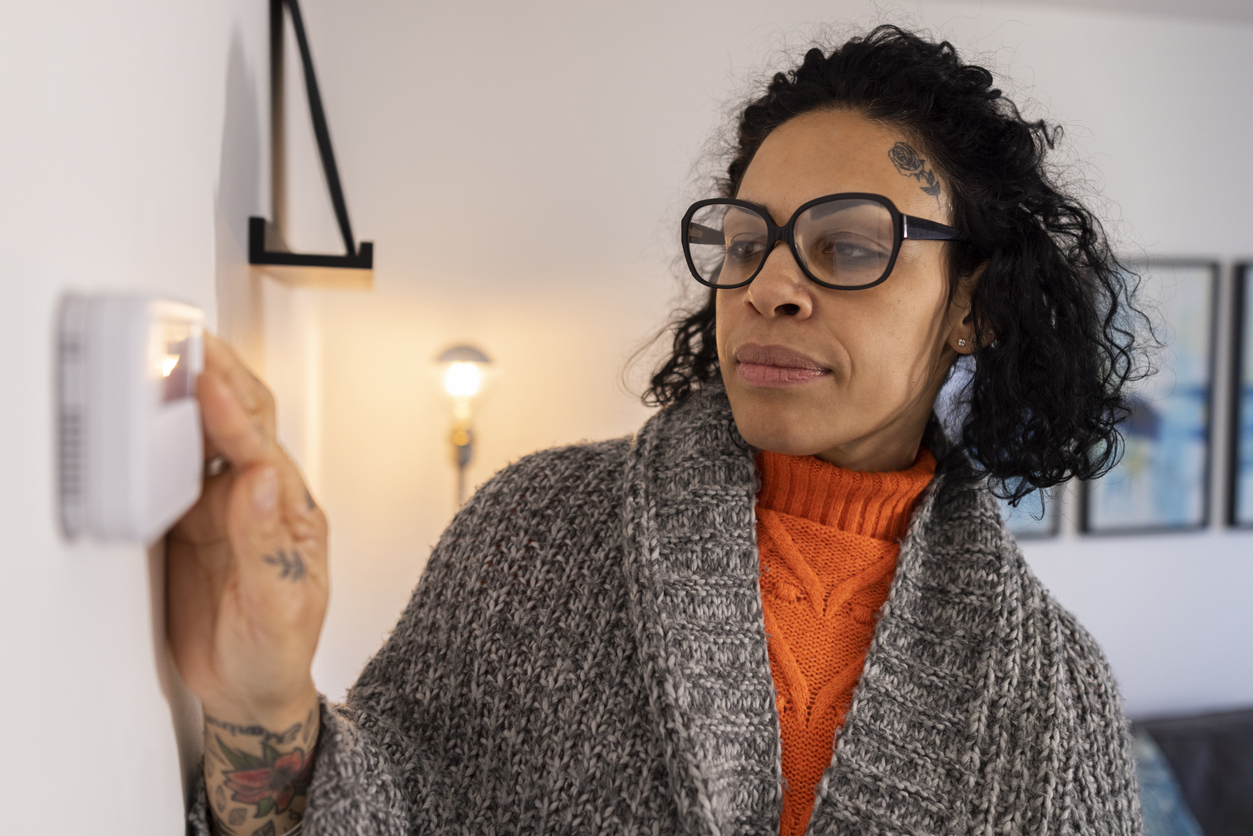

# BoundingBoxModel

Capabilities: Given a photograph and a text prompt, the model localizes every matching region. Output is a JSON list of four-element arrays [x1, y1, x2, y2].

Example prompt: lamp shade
[[436, 345, 491, 365]]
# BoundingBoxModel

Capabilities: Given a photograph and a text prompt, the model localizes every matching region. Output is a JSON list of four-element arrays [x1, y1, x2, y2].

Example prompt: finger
[[225, 464, 285, 572], [199, 368, 276, 470], [223, 463, 314, 646], [225, 464, 319, 604], [169, 467, 233, 545], [197, 360, 321, 542], [204, 335, 277, 440], [198, 336, 241, 463]]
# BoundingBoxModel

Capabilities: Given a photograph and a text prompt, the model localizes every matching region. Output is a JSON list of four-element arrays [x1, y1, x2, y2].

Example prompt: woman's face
[[717, 109, 975, 471]]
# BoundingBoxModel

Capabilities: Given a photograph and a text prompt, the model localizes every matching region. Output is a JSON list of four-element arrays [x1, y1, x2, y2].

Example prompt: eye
[[813, 234, 888, 270], [833, 241, 877, 261], [726, 234, 768, 263]]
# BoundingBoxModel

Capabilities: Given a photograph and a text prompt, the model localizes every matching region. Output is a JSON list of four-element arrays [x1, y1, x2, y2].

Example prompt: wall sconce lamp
[[437, 345, 492, 505]]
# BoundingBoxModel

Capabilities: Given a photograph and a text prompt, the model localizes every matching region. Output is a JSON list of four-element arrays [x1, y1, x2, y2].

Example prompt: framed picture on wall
[[1082, 260, 1218, 534], [1231, 265, 1253, 527], [999, 488, 1060, 539]]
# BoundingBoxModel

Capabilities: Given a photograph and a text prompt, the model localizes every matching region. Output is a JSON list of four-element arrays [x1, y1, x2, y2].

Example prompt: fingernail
[[251, 468, 278, 516]]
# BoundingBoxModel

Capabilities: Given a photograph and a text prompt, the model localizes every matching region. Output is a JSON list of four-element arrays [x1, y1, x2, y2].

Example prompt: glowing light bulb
[[161, 355, 180, 377], [443, 361, 482, 398]]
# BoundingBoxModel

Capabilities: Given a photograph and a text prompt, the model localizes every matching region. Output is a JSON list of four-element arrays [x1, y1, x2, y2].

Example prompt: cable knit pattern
[[756, 449, 935, 836], [186, 381, 1141, 836]]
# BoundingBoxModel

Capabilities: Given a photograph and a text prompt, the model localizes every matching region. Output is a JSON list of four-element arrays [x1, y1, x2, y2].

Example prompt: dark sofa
[[1135, 707, 1253, 836]]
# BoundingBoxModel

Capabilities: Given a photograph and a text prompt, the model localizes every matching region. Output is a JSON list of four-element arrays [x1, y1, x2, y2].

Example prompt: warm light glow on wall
[[435, 344, 493, 506], [443, 361, 483, 398]]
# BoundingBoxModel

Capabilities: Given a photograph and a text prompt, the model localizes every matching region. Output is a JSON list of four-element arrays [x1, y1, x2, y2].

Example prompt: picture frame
[[1082, 260, 1218, 534], [1231, 265, 1253, 527]]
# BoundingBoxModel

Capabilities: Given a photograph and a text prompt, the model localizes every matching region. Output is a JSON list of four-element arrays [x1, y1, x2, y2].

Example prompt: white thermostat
[[59, 294, 206, 543]]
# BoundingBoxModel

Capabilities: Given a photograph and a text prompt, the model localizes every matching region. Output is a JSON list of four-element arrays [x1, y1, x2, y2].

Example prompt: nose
[[743, 241, 814, 319]]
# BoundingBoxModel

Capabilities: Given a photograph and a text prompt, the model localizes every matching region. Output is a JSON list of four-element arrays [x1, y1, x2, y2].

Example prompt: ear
[[945, 264, 988, 354]]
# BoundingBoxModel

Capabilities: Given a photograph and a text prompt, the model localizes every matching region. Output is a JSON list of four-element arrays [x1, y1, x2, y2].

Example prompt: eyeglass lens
[[685, 198, 896, 288]]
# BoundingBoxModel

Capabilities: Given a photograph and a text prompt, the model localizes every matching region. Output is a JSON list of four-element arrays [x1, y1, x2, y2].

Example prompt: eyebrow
[[730, 197, 787, 224]]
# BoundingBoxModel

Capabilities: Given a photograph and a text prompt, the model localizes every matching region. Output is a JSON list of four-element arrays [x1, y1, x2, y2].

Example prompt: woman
[[173, 26, 1145, 836]]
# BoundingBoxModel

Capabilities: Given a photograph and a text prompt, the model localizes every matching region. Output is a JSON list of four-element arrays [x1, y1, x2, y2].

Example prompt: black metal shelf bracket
[[250, 0, 373, 274]]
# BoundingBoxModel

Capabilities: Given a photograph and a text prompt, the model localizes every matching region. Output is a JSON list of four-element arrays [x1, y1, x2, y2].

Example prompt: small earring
[[957, 338, 967, 347]]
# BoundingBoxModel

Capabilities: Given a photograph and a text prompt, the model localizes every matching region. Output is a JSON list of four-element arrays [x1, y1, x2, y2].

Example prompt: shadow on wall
[[215, 25, 265, 370]]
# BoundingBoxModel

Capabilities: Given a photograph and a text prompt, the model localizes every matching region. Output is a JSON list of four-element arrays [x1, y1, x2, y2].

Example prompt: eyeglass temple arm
[[686, 222, 725, 244], [903, 215, 965, 241]]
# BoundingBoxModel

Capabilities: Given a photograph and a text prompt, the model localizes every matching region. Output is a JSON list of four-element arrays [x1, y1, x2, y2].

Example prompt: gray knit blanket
[[191, 382, 1142, 835]]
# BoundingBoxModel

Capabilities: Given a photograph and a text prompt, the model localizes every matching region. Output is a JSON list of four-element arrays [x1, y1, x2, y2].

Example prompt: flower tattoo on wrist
[[216, 735, 315, 818]]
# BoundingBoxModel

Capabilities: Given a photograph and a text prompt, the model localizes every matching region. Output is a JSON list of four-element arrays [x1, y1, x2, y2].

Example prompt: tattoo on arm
[[213, 821, 242, 836], [888, 142, 943, 208], [263, 548, 307, 581], [205, 714, 318, 834], [205, 714, 303, 746], [214, 734, 314, 818]]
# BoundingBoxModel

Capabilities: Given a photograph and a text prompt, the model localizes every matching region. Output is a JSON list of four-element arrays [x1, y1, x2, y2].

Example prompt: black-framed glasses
[[681, 192, 965, 291]]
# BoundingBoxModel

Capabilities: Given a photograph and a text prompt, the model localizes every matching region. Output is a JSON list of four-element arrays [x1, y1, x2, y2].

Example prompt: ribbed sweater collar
[[756, 448, 937, 542], [622, 381, 1004, 836]]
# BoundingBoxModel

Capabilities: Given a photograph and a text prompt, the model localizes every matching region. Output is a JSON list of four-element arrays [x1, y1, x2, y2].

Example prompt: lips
[[734, 343, 830, 387]]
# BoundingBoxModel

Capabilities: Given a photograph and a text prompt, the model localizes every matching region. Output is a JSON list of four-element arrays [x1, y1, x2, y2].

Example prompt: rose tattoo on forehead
[[888, 142, 942, 209]]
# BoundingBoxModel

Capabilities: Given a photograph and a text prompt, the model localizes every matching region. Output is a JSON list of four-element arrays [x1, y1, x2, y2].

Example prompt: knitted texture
[[756, 449, 935, 836], [187, 381, 1142, 836], [756, 449, 937, 542]]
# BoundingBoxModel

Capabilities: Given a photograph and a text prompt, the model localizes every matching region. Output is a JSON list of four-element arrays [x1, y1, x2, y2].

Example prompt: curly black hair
[[646, 25, 1148, 504]]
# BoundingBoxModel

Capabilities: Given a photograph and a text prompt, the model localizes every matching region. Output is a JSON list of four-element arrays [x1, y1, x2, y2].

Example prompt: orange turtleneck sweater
[[756, 448, 936, 836]]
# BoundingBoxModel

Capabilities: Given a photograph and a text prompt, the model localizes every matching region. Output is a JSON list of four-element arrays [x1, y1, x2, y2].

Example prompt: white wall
[[286, 0, 1253, 719], [0, 1, 270, 830]]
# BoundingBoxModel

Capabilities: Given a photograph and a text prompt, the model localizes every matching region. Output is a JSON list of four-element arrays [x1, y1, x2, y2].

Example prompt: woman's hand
[[168, 335, 326, 832], [167, 334, 327, 727]]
